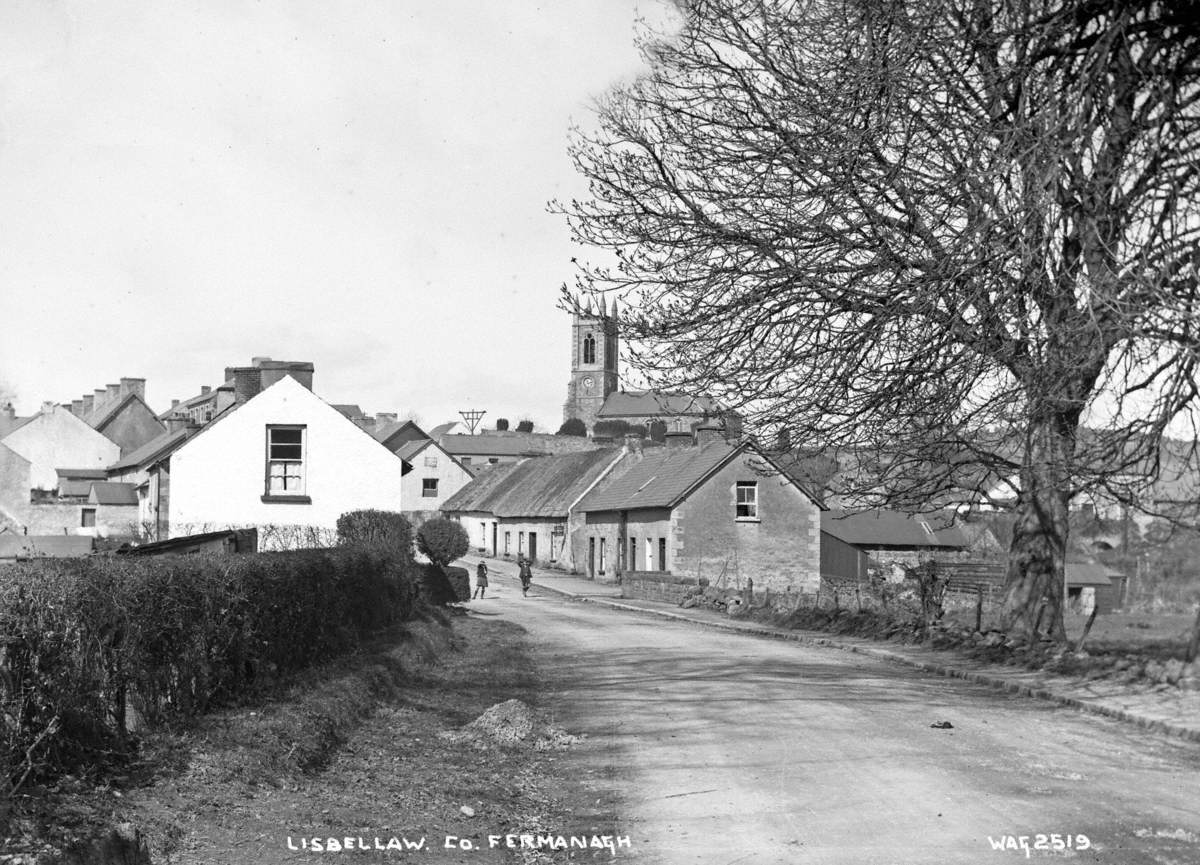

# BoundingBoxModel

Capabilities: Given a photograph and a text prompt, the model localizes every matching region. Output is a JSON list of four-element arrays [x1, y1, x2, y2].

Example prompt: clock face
[[582, 376, 594, 389]]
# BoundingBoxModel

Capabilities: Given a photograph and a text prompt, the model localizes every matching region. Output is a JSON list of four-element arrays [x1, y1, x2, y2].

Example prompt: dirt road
[[481, 568, 1200, 864]]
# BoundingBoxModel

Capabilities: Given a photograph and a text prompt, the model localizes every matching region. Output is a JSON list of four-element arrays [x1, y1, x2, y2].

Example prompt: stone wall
[[621, 572, 699, 605]]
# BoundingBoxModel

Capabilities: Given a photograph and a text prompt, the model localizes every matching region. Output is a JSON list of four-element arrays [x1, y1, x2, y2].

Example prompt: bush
[[557, 417, 587, 437], [336, 509, 414, 555], [593, 419, 631, 438], [416, 517, 470, 567], [0, 546, 421, 792], [444, 566, 471, 602], [648, 420, 667, 442]]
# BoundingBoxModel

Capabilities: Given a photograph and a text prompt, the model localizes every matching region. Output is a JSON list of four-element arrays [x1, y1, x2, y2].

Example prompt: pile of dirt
[[441, 699, 584, 751]]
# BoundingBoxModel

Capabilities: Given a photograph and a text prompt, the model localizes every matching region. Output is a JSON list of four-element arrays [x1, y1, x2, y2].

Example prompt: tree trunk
[[999, 416, 1074, 642]]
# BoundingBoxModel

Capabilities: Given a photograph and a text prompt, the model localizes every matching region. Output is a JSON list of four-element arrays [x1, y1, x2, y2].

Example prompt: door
[[528, 532, 538, 564], [492, 523, 498, 555], [589, 537, 596, 579]]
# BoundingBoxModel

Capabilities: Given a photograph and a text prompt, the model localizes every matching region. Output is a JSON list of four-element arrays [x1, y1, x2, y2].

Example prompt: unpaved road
[[480, 568, 1200, 864]]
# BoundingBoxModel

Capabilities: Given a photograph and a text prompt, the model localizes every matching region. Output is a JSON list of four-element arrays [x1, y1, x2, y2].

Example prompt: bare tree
[[556, 0, 1200, 640]]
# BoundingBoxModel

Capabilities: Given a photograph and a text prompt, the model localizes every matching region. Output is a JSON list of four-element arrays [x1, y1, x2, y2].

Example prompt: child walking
[[473, 561, 489, 599]]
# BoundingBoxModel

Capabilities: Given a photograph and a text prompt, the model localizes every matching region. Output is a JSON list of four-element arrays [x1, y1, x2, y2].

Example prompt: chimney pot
[[171, 399, 180, 409], [232, 367, 263, 403], [82, 395, 95, 414], [119, 377, 146, 400], [200, 385, 211, 395], [40, 400, 57, 414], [71, 399, 84, 416], [106, 383, 121, 402]]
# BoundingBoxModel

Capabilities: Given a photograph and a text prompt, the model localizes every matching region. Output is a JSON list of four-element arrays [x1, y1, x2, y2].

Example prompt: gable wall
[[169, 377, 406, 544], [2, 409, 121, 490], [98, 400, 167, 456]]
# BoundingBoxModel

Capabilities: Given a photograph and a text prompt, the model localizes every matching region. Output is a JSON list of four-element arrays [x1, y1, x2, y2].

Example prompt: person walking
[[518, 557, 533, 597], [473, 561, 489, 599]]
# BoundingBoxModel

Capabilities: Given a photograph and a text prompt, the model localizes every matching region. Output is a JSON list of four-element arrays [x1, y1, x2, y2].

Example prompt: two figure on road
[[473, 561, 488, 599]]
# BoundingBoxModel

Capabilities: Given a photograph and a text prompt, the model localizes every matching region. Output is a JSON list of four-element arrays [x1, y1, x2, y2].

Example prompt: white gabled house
[[168, 373, 406, 548]]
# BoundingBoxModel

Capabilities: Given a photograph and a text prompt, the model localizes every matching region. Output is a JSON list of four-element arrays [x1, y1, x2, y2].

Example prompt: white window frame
[[735, 481, 758, 520], [265, 425, 307, 498]]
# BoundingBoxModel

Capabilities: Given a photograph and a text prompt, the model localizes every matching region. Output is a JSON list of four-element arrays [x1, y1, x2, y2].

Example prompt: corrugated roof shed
[[821, 509, 969, 549], [597, 391, 717, 418], [0, 535, 94, 560], [576, 442, 739, 512], [1065, 561, 1118, 586], [88, 482, 138, 506]]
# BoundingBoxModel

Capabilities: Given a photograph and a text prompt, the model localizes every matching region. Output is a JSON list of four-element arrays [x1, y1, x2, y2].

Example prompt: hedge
[[0, 545, 420, 793]]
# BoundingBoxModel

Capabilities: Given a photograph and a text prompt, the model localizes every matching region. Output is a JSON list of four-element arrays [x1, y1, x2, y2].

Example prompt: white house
[[392, 437, 474, 525], [0, 402, 120, 491], [169, 374, 407, 548]]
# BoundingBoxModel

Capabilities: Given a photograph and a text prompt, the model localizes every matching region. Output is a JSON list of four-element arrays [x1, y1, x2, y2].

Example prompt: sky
[[0, 0, 674, 431]]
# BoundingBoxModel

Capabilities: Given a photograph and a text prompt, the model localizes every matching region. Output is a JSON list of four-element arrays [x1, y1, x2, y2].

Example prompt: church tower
[[563, 296, 619, 432]]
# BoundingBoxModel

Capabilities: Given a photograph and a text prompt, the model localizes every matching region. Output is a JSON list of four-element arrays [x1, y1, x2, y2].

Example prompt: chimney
[[93, 388, 108, 411], [165, 416, 195, 433], [171, 399, 180, 409], [257, 360, 314, 392], [376, 412, 398, 424], [232, 366, 263, 403], [82, 395, 95, 415], [251, 356, 273, 366], [106, 383, 121, 404], [223, 367, 235, 383], [119, 377, 146, 400], [40, 400, 57, 415], [71, 399, 84, 416], [664, 431, 693, 449], [694, 424, 726, 446], [623, 432, 644, 456], [200, 385, 211, 395]]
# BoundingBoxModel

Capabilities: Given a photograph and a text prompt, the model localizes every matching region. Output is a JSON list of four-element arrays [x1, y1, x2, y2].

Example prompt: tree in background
[[557, 417, 588, 437], [593, 419, 631, 439], [557, 0, 1200, 641], [496, 418, 510, 431], [516, 419, 534, 433], [416, 517, 470, 568]]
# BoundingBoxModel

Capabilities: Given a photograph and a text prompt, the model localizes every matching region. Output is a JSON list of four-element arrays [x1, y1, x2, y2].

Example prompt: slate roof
[[395, 440, 430, 462], [443, 449, 621, 518], [56, 468, 108, 480], [576, 442, 742, 512], [88, 482, 138, 506], [88, 392, 139, 430], [332, 404, 364, 420], [107, 427, 195, 472], [821, 509, 970, 549], [597, 391, 717, 419], [58, 479, 96, 498], [0, 535, 94, 560], [439, 434, 547, 458]]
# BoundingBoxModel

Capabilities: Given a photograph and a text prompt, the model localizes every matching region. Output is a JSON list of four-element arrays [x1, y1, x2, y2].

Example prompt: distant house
[[442, 448, 627, 567], [0, 401, 120, 491], [575, 433, 822, 591], [0, 534, 94, 562], [106, 422, 201, 542], [372, 420, 475, 524], [820, 509, 970, 574], [595, 391, 722, 433], [438, 433, 549, 468], [168, 371, 407, 549], [62, 378, 164, 456]]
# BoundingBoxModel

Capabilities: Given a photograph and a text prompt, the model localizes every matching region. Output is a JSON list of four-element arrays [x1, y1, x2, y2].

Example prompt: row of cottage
[[0, 358, 994, 597]]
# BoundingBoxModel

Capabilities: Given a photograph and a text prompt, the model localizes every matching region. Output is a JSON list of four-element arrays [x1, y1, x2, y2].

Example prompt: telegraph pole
[[459, 409, 486, 436]]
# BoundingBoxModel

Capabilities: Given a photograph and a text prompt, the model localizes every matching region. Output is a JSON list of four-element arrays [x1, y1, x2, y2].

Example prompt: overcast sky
[[0, 0, 673, 430]]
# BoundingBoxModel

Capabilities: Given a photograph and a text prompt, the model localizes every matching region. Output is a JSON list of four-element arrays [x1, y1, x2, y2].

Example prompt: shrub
[[557, 417, 587, 437], [336, 509, 413, 555], [0, 546, 421, 793], [593, 419, 631, 439], [443, 566, 472, 602], [416, 517, 470, 568], [648, 420, 667, 442]]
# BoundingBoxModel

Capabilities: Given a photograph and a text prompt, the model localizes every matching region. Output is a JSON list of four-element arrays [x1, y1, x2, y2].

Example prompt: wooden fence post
[[1075, 606, 1099, 653]]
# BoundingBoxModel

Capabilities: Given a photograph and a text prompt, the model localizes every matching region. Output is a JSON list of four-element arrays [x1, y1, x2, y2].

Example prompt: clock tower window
[[583, 333, 596, 364]]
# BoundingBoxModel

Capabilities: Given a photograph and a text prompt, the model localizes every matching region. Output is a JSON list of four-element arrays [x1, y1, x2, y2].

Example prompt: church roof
[[597, 391, 718, 419]]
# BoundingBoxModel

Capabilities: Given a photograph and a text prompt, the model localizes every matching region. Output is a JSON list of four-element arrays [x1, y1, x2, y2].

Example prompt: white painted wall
[[169, 376, 406, 545], [0, 405, 120, 490], [402, 441, 473, 513]]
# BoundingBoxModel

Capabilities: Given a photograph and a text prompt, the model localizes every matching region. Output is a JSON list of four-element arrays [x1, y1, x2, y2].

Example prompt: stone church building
[[562, 297, 722, 435]]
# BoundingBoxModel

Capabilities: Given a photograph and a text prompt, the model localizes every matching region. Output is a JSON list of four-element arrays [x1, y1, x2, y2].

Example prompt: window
[[599, 537, 607, 573], [266, 426, 306, 498], [646, 537, 654, 570], [735, 481, 758, 519], [424, 455, 438, 468], [461, 457, 472, 465], [629, 537, 637, 571], [658, 538, 667, 571], [488, 457, 499, 464], [504, 531, 511, 554], [519, 531, 525, 553], [422, 478, 438, 497], [81, 508, 96, 528], [583, 333, 596, 364]]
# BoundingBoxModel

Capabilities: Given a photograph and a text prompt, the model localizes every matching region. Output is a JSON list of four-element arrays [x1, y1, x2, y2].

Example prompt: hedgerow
[[0, 544, 420, 795]]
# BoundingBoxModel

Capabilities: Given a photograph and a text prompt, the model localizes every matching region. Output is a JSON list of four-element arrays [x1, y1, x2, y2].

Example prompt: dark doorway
[[588, 537, 596, 579], [528, 532, 538, 563]]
